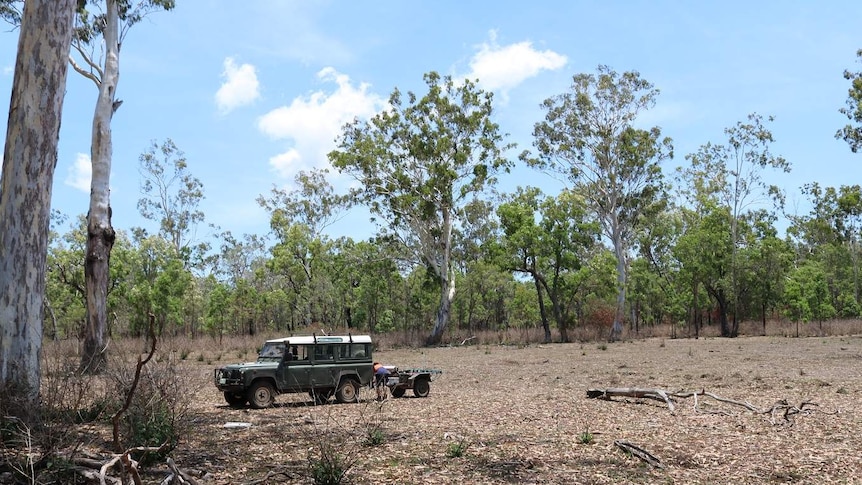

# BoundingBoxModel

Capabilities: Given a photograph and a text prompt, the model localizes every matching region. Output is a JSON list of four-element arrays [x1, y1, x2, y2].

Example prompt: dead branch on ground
[[586, 387, 823, 424], [614, 440, 664, 468]]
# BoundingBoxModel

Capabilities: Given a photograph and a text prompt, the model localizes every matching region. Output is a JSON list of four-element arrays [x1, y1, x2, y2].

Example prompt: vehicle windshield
[[258, 342, 285, 362]]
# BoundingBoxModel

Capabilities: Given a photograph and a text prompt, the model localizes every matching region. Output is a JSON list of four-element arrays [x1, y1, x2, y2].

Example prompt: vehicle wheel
[[224, 392, 247, 408], [335, 379, 359, 403], [390, 387, 406, 398], [311, 389, 332, 405], [413, 378, 430, 398], [247, 381, 275, 409]]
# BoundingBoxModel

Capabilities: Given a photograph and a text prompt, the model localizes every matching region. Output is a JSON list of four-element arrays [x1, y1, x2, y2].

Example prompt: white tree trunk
[[427, 209, 455, 345], [0, 0, 76, 412], [609, 224, 627, 341], [81, 0, 120, 373]]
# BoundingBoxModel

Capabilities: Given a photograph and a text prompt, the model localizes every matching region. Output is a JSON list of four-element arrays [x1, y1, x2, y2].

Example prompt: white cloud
[[258, 67, 385, 179], [215, 57, 260, 114], [65, 153, 91, 192], [466, 30, 567, 99]]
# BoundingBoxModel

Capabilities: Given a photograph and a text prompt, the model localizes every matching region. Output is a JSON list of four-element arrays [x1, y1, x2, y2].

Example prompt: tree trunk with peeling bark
[[80, 0, 120, 374], [0, 0, 76, 415]]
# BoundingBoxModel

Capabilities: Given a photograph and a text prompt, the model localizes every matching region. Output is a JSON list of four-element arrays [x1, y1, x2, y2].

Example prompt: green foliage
[[365, 427, 385, 446], [309, 451, 348, 485], [446, 437, 470, 458], [138, 138, 207, 258], [330, 71, 513, 343], [837, 49, 862, 153], [110, 358, 194, 465], [526, 66, 672, 340], [578, 429, 595, 445]]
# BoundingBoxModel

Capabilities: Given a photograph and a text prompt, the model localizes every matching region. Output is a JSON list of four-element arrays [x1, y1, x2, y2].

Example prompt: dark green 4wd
[[214, 334, 373, 408]]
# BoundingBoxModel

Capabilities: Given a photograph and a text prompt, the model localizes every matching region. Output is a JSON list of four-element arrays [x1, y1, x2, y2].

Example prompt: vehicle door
[[279, 345, 312, 391], [310, 344, 337, 387]]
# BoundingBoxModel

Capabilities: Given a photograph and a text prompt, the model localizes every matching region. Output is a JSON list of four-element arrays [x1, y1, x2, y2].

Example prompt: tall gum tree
[[330, 72, 513, 345], [72, 0, 174, 373], [525, 66, 672, 341], [0, 0, 76, 415], [679, 114, 789, 337]]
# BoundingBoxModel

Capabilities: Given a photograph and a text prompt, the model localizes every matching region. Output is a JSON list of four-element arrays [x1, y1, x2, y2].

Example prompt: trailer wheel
[[248, 381, 275, 409], [391, 387, 406, 398], [413, 378, 430, 398], [335, 379, 359, 403], [224, 392, 247, 408]]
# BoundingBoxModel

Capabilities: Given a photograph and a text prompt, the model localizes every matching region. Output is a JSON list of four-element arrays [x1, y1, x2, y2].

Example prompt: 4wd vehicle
[[214, 334, 373, 408]]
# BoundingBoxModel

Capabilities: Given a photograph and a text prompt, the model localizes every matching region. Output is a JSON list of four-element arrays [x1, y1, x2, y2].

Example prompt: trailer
[[383, 367, 443, 398]]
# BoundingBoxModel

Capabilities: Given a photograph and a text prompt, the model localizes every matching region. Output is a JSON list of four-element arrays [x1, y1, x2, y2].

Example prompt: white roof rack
[[265, 334, 372, 345]]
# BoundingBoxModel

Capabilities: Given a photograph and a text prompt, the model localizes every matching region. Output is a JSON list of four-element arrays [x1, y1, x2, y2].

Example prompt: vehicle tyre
[[247, 381, 275, 409], [390, 387, 406, 398], [412, 378, 430, 398], [311, 389, 332, 405], [335, 379, 359, 403], [224, 392, 247, 408]]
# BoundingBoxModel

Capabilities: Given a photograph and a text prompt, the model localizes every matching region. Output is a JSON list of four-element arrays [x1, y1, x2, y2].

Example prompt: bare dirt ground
[[173, 335, 862, 484]]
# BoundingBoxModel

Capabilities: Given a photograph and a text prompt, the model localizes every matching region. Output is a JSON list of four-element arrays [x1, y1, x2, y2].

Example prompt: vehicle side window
[[294, 345, 310, 361], [314, 344, 335, 361], [336, 343, 370, 360]]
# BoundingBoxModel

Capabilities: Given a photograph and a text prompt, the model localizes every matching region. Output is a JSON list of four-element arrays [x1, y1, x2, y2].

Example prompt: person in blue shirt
[[373, 362, 390, 401]]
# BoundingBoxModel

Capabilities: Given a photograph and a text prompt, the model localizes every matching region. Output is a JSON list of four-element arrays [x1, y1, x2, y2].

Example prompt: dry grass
[[21, 322, 862, 484], [160, 332, 862, 484]]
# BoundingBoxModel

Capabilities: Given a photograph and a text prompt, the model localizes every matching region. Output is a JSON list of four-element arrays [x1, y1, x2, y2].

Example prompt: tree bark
[[609, 227, 627, 341], [427, 208, 455, 345], [532, 271, 551, 343], [427, 272, 455, 345], [0, 0, 76, 415], [81, 0, 120, 374]]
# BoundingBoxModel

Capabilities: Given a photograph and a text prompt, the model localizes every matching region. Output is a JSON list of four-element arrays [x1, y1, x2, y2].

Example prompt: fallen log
[[586, 387, 676, 412], [586, 387, 822, 424]]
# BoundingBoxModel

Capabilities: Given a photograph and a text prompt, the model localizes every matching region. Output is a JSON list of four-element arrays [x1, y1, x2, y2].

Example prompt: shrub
[[108, 354, 199, 465], [446, 438, 469, 458]]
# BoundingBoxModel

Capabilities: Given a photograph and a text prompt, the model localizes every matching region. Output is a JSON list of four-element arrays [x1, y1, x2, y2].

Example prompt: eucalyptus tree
[[672, 201, 734, 336], [126, 231, 192, 336], [788, 183, 862, 316], [257, 169, 350, 329], [137, 138, 208, 262], [526, 66, 672, 341], [73, 0, 175, 373], [330, 72, 513, 345], [211, 231, 269, 334], [332, 238, 405, 333], [784, 260, 834, 336], [497, 188, 598, 342], [678, 114, 789, 337], [837, 49, 862, 153], [496, 187, 551, 340], [0, 0, 76, 415], [452, 198, 512, 334], [742, 210, 793, 333]]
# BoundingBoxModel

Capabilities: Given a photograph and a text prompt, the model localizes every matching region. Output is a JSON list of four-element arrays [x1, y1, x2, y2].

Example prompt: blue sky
[[1, 1, 860, 245]]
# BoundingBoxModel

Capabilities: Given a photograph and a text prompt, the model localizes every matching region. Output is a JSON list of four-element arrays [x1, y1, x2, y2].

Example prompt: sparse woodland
[[0, 0, 861, 482]]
